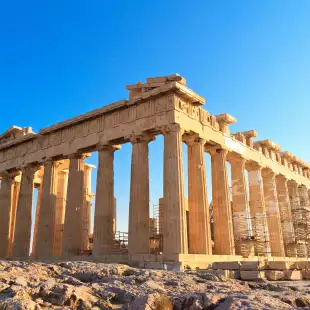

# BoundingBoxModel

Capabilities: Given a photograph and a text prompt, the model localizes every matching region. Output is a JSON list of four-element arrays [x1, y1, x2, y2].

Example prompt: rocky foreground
[[0, 261, 310, 309]]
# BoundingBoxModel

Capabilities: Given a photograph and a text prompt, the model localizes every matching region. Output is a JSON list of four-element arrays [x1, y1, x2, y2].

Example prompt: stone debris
[[0, 261, 310, 309], [240, 261, 267, 271], [268, 261, 295, 270], [284, 270, 303, 281], [266, 270, 286, 281], [240, 270, 266, 281]]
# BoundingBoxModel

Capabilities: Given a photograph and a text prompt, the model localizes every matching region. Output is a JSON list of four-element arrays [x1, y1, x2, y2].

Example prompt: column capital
[[97, 144, 121, 152], [127, 132, 155, 144], [261, 167, 277, 177], [40, 157, 54, 165], [245, 161, 263, 171], [183, 133, 206, 146], [157, 123, 184, 136], [209, 147, 228, 157], [276, 174, 289, 182], [226, 153, 246, 164], [287, 180, 302, 193], [287, 179, 299, 186], [58, 169, 69, 175], [84, 163, 96, 172], [0, 169, 20, 181], [41, 159, 65, 172], [20, 162, 41, 175], [298, 184, 307, 189], [68, 152, 91, 160]]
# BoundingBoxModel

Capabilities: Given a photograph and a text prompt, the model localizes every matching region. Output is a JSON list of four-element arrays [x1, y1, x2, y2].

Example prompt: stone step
[[240, 270, 266, 281], [212, 262, 240, 270]]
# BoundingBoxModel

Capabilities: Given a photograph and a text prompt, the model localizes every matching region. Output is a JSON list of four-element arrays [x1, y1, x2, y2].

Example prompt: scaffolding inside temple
[[278, 198, 298, 257], [291, 188, 310, 257], [87, 231, 129, 254], [113, 231, 128, 252], [150, 203, 163, 254], [232, 203, 310, 260], [149, 192, 309, 260], [232, 211, 273, 258]]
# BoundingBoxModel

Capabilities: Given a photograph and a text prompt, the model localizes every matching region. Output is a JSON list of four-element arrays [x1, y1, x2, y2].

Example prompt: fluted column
[[247, 164, 271, 256], [36, 159, 58, 257], [276, 175, 297, 257], [210, 148, 234, 255], [158, 198, 165, 235], [185, 136, 212, 254], [80, 164, 94, 252], [62, 154, 86, 256], [113, 197, 117, 234], [228, 156, 253, 256], [288, 181, 307, 257], [53, 169, 68, 256], [298, 185, 310, 256], [31, 182, 43, 256], [128, 134, 153, 255], [8, 181, 20, 257], [12, 164, 38, 257], [93, 145, 119, 256], [261, 169, 285, 257], [162, 124, 188, 255], [0, 171, 18, 258]]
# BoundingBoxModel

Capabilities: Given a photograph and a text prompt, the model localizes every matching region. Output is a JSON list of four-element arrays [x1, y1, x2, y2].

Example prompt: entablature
[[0, 74, 309, 189], [254, 139, 281, 161]]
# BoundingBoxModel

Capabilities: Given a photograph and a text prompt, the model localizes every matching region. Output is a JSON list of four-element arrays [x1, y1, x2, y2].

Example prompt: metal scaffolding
[[150, 203, 163, 254], [113, 231, 128, 252]]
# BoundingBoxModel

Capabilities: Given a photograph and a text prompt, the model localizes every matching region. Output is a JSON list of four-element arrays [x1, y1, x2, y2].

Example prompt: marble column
[[53, 170, 68, 256], [162, 124, 188, 255], [186, 136, 212, 254], [80, 164, 94, 252], [12, 165, 38, 257], [158, 197, 165, 236], [93, 145, 119, 256], [36, 159, 58, 257], [62, 154, 86, 256], [210, 148, 234, 255], [0, 171, 18, 258], [298, 185, 310, 256], [128, 134, 153, 255], [247, 164, 271, 256], [276, 175, 297, 257], [261, 169, 285, 257], [8, 181, 20, 257], [31, 182, 43, 256], [288, 181, 307, 257], [113, 197, 117, 234], [228, 156, 253, 256]]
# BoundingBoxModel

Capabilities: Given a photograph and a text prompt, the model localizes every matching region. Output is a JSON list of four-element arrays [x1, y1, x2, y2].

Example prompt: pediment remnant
[[0, 126, 35, 146]]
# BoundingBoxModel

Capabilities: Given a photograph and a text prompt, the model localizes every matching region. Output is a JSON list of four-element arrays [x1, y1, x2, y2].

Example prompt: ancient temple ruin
[[1, 74, 310, 269]]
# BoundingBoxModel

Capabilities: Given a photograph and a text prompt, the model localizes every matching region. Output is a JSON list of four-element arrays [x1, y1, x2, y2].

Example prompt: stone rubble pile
[[1, 261, 310, 309]]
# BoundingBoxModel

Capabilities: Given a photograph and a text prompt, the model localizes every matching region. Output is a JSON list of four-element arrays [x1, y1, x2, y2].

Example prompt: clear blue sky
[[1, 1, 309, 233]]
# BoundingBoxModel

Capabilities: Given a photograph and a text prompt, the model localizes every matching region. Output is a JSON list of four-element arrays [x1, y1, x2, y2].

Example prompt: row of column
[[0, 124, 309, 258], [0, 157, 94, 258], [127, 125, 310, 258]]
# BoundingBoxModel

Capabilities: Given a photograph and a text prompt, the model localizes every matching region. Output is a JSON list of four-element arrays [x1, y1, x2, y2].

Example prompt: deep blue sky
[[1, 1, 309, 233]]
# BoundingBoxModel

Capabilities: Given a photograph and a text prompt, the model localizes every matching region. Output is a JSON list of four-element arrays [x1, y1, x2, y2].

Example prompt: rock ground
[[0, 261, 310, 309]]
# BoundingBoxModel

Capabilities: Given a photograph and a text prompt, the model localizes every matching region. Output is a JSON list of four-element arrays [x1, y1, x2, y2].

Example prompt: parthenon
[[1, 74, 310, 268]]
